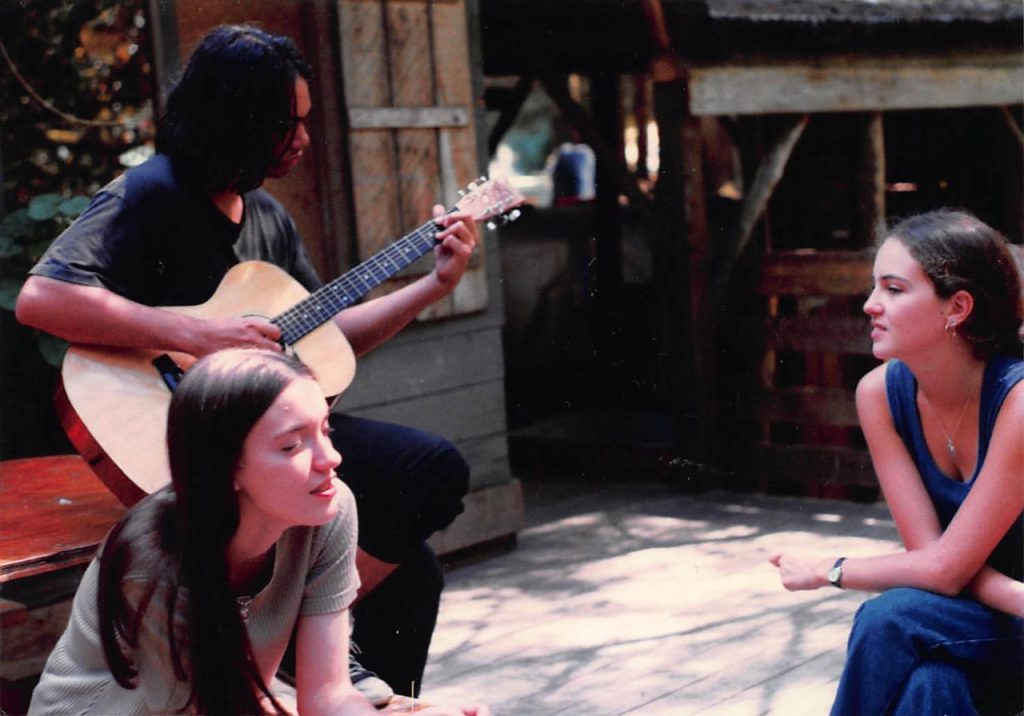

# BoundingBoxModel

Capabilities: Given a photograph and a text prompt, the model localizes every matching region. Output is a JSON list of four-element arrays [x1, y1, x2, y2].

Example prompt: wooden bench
[[0, 455, 125, 690]]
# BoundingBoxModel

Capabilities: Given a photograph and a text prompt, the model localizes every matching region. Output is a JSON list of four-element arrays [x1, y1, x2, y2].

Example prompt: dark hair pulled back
[[886, 209, 1023, 360]]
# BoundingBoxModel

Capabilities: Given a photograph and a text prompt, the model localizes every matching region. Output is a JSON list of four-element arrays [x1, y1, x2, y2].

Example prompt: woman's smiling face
[[863, 238, 949, 361], [233, 376, 342, 533]]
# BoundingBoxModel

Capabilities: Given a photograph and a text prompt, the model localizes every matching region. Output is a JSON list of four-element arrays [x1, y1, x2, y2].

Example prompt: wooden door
[[339, 0, 486, 319]]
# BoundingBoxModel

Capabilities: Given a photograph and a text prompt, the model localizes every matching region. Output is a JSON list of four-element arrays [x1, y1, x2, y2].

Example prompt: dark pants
[[330, 413, 470, 695], [831, 588, 1024, 716]]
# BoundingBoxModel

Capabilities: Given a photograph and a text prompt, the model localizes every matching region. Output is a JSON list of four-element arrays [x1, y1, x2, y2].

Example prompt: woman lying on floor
[[770, 209, 1023, 715], [29, 349, 488, 716]]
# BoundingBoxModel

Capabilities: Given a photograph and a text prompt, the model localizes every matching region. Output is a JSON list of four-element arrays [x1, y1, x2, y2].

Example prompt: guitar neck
[[273, 219, 438, 344]]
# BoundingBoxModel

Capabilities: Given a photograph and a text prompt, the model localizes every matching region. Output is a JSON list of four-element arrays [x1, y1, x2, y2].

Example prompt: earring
[[945, 319, 957, 336]]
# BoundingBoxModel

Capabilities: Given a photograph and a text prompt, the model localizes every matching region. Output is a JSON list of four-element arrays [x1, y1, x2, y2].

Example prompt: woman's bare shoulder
[[855, 362, 889, 408]]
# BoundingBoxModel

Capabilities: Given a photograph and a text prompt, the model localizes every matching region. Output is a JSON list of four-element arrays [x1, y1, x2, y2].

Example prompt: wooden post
[[589, 73, 627, 404], [538, 73, 656, 230], [997, 107, 1024, 241], [653, 78, 714, 475], [301, 0, 353, 275], [591, 73, 624, 305], [633, 75, 650, 180], [855, 112, 886, 248]]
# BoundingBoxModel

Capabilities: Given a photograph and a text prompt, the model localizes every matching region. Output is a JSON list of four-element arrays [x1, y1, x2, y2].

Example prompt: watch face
[[828, 567, 840, 583]]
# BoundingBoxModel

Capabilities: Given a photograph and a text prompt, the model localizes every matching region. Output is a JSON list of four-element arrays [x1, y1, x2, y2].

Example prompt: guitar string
[[302, 224, 434, 307], [284, 220, 434, 316], [276, 243, 431, 341], [273, 190, 514, 342], [274, 221, 438, 343]]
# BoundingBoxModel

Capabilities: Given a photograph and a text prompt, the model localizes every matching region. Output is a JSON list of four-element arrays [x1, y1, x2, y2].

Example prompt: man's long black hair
[[156, 25, 312, 194]]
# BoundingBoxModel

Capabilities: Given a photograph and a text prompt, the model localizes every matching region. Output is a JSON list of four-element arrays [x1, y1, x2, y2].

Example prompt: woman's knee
[[850, 588, 935, 644]]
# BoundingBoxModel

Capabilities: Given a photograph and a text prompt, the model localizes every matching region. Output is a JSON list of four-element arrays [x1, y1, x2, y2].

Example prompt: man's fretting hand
[[432, 204, 479, 289]]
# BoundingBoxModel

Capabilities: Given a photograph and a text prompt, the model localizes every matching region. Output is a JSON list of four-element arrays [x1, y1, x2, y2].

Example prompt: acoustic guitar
[[57, 178, 524, 506]]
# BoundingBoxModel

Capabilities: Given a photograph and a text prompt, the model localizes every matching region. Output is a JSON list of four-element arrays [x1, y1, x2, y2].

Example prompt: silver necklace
[[920, 390, 972, 457]]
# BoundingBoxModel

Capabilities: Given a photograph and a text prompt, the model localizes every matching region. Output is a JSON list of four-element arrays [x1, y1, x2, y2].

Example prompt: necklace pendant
[[236, 595, 252, 622], [946, 438, 956, 457]]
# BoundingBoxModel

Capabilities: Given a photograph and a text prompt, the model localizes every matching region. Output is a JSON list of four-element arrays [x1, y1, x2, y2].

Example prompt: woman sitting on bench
[[770, 209, 1023, 715], [29, 349, 488, 716]]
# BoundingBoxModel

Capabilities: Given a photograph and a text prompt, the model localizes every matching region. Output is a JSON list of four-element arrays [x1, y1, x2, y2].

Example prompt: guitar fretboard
[[272, 220, 439, 345]]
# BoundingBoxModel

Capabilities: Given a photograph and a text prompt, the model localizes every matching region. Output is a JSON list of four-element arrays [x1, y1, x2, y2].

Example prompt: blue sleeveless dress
[[829, 356, 1024, 715], [885, 356, 1023, 580]]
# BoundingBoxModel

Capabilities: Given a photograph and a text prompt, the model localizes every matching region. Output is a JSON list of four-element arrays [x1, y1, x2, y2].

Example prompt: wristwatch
[[827, 557, 847, 589]]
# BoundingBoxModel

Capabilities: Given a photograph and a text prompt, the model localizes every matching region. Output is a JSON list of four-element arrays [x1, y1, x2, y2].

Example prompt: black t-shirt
[[30, 154, 323, 307]]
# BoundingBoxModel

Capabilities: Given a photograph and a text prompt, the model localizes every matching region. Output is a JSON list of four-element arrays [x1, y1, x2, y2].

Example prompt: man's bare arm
[[335, 206, 479, 356], [16, 276, 282, 356]]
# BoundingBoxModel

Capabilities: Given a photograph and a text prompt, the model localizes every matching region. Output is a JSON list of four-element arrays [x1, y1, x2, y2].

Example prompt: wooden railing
[[731, 250, 877, 493]]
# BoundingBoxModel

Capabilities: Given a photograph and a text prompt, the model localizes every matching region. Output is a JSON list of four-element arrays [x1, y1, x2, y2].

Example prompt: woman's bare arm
[[772, 366, 1024, 616]]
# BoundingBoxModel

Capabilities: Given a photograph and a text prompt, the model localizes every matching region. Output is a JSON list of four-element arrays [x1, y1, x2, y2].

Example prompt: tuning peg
[[486, 219, 497, 230], [457, 189, 466, 198], [507, 209, 521, 222]]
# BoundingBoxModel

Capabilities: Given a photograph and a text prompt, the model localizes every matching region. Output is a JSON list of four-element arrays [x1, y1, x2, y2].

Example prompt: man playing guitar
[[16, 24, 482, 705]]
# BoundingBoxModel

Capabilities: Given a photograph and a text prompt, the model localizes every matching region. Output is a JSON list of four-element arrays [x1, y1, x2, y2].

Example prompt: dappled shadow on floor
[[424, 483, 899, 715]]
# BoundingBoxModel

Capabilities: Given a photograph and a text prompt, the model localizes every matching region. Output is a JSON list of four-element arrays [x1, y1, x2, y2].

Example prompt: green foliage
[[1, 0, 155, 367], [1, 0, 156, 206], [0, 192, 92, 364]]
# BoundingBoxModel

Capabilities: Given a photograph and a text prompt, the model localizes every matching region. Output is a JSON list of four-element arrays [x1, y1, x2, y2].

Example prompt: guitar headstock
[[451, 177, 526, 228]]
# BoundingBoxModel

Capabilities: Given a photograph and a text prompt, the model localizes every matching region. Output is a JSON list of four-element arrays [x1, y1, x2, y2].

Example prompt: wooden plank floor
[[422, 481, 900, 715]]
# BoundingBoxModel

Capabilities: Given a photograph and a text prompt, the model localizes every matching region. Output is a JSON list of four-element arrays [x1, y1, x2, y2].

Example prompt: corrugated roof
[[704, 0, 1023, 24]]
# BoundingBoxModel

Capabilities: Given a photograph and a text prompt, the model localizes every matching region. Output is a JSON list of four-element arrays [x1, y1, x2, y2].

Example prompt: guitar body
[[56, 177, 524, 505], [59, 261, 355, 505]]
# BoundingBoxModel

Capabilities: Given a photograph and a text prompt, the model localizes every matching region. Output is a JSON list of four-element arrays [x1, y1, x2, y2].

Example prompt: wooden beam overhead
[[688, 51, 1024, 115]]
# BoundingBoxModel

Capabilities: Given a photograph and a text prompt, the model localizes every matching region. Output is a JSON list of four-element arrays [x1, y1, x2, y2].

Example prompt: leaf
[[0, 234, 21, 259], [39, 333, 69, 367], [0, 277, 23, 310], [0, 209, 33, 242], [58, 195, 91, 217], [27, 193, 62, 221]]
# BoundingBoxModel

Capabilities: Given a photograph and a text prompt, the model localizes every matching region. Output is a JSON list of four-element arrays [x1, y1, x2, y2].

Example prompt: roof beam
[[688, 51, 1023, 115]]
